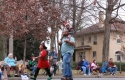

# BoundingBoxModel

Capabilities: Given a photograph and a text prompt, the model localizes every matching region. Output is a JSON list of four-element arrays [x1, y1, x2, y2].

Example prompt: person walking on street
[[31, 42, 52, 80], [59, 28, 75, 80]]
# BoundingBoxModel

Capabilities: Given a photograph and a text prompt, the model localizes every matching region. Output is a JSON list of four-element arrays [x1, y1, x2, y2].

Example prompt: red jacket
[[37, 49, 50, 68], [108, 62, 114, 67]]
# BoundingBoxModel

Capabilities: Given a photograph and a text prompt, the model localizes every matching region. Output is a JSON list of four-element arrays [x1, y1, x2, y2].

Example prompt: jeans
[[108, 67, 118, 74], [63, 53, 73, 79], [82, 66, 90, 74], [0, 72, 2, 79], [31, 66, 37, 74]]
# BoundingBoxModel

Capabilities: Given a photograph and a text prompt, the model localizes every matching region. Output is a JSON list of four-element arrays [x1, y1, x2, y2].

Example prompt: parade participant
[[31, 42, 52, 80]]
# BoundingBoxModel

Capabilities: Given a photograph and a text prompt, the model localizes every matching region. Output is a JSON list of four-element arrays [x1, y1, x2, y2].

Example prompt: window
[[81, 38, 84, 45], [93, 35, 97, 45], [116, 55, 121, 61], [115, 51, 122, 61], [88, 37, 91, 43], [93, 51, 96, 57], [117, 35, 121, 43], [78, 52, 86, 61]]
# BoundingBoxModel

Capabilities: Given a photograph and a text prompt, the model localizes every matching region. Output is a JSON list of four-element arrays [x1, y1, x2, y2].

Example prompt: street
[[37, 78, 125, 80]]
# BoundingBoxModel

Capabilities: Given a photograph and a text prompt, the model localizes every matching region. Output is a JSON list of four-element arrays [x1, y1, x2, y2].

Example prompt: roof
[[75, 45, 92, 50], [76, 18, 125, 36]]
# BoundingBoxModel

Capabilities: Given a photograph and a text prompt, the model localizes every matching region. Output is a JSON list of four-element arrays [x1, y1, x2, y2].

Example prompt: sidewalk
[[8, 71, 125, 80]]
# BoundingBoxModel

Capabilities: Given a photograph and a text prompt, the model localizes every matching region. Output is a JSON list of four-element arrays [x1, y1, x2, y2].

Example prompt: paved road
[[37, 78, 125, 80]]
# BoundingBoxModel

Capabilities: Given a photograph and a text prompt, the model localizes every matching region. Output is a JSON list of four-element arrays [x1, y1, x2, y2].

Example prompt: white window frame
[[115, 52, 122, 62], [116, 34, 121, 44]]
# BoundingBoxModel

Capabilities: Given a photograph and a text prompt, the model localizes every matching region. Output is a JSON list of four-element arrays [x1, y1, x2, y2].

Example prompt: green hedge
[[97, 62, 125, 71], [114, 62, 125, 71], [71, 61, 125, 71], [72, 61, 78, 69]]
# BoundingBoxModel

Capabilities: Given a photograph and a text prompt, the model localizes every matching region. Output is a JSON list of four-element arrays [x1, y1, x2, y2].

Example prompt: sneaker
[[98, 74, 100, 77], [88, 74, 91, 76], [15, 74, 20, 77], [112, 73, 115, 75], [98, 73, 103, 77], [47, 76, 52, 80], [110, 73, 112, 75], [83, 74, 86, 76], [30, 76, 36, 80], [61, 77, 66, 80]]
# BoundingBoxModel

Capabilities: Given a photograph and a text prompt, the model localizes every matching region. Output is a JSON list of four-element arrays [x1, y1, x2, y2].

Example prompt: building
[[75, 11, 125, 62]]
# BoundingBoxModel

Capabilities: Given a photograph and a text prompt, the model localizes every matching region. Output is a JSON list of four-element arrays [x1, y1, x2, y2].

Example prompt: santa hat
[[41, 41, 47, 49]]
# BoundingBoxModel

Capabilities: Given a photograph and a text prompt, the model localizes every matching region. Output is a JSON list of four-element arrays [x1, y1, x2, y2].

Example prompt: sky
[[45, 0, 125, 51]]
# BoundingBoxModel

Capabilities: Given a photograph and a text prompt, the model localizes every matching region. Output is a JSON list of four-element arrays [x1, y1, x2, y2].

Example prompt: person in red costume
[[31, 41, 52, 80]]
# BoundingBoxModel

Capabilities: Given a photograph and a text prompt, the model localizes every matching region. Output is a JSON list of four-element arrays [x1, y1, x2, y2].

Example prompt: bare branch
[[96, 0, 106, 10], [113, 0, 119, 5], [113, 3, 125, 10]]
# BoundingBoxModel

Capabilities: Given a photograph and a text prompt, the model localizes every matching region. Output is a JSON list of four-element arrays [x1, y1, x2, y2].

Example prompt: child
[[61, 21, 74, 41], [0, 61, 8, 80], [18, 64, 28, 75], [31, 41, 52, 80]]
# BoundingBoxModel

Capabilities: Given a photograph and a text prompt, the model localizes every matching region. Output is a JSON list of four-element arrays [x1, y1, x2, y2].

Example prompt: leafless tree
[[93, 0, 125, 62]]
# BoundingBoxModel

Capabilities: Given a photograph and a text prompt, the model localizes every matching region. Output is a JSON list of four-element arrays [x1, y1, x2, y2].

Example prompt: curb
[[8, 76, 125, 80]]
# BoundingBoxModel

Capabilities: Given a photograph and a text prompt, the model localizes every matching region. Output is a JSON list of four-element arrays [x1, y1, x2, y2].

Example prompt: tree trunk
[[2, 35, 7, 58], [72, 0, 76, 33], [102, 0, 120, 62], [55, 34, 57, 51], [69, 0, 77, 65], [102, 11, 112, 62], [75, 0, 85, 29], [23, 39, 27, 64], [57, 31, 61, 60], [50, 37, 55, 48]]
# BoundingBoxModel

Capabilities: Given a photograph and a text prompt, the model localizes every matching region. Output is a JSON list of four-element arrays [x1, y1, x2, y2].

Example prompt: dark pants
[[93, 68, 102, 73], [6, 66, 19, 75], [53, 64, 58, 75], [34, 67, 51, 78]]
